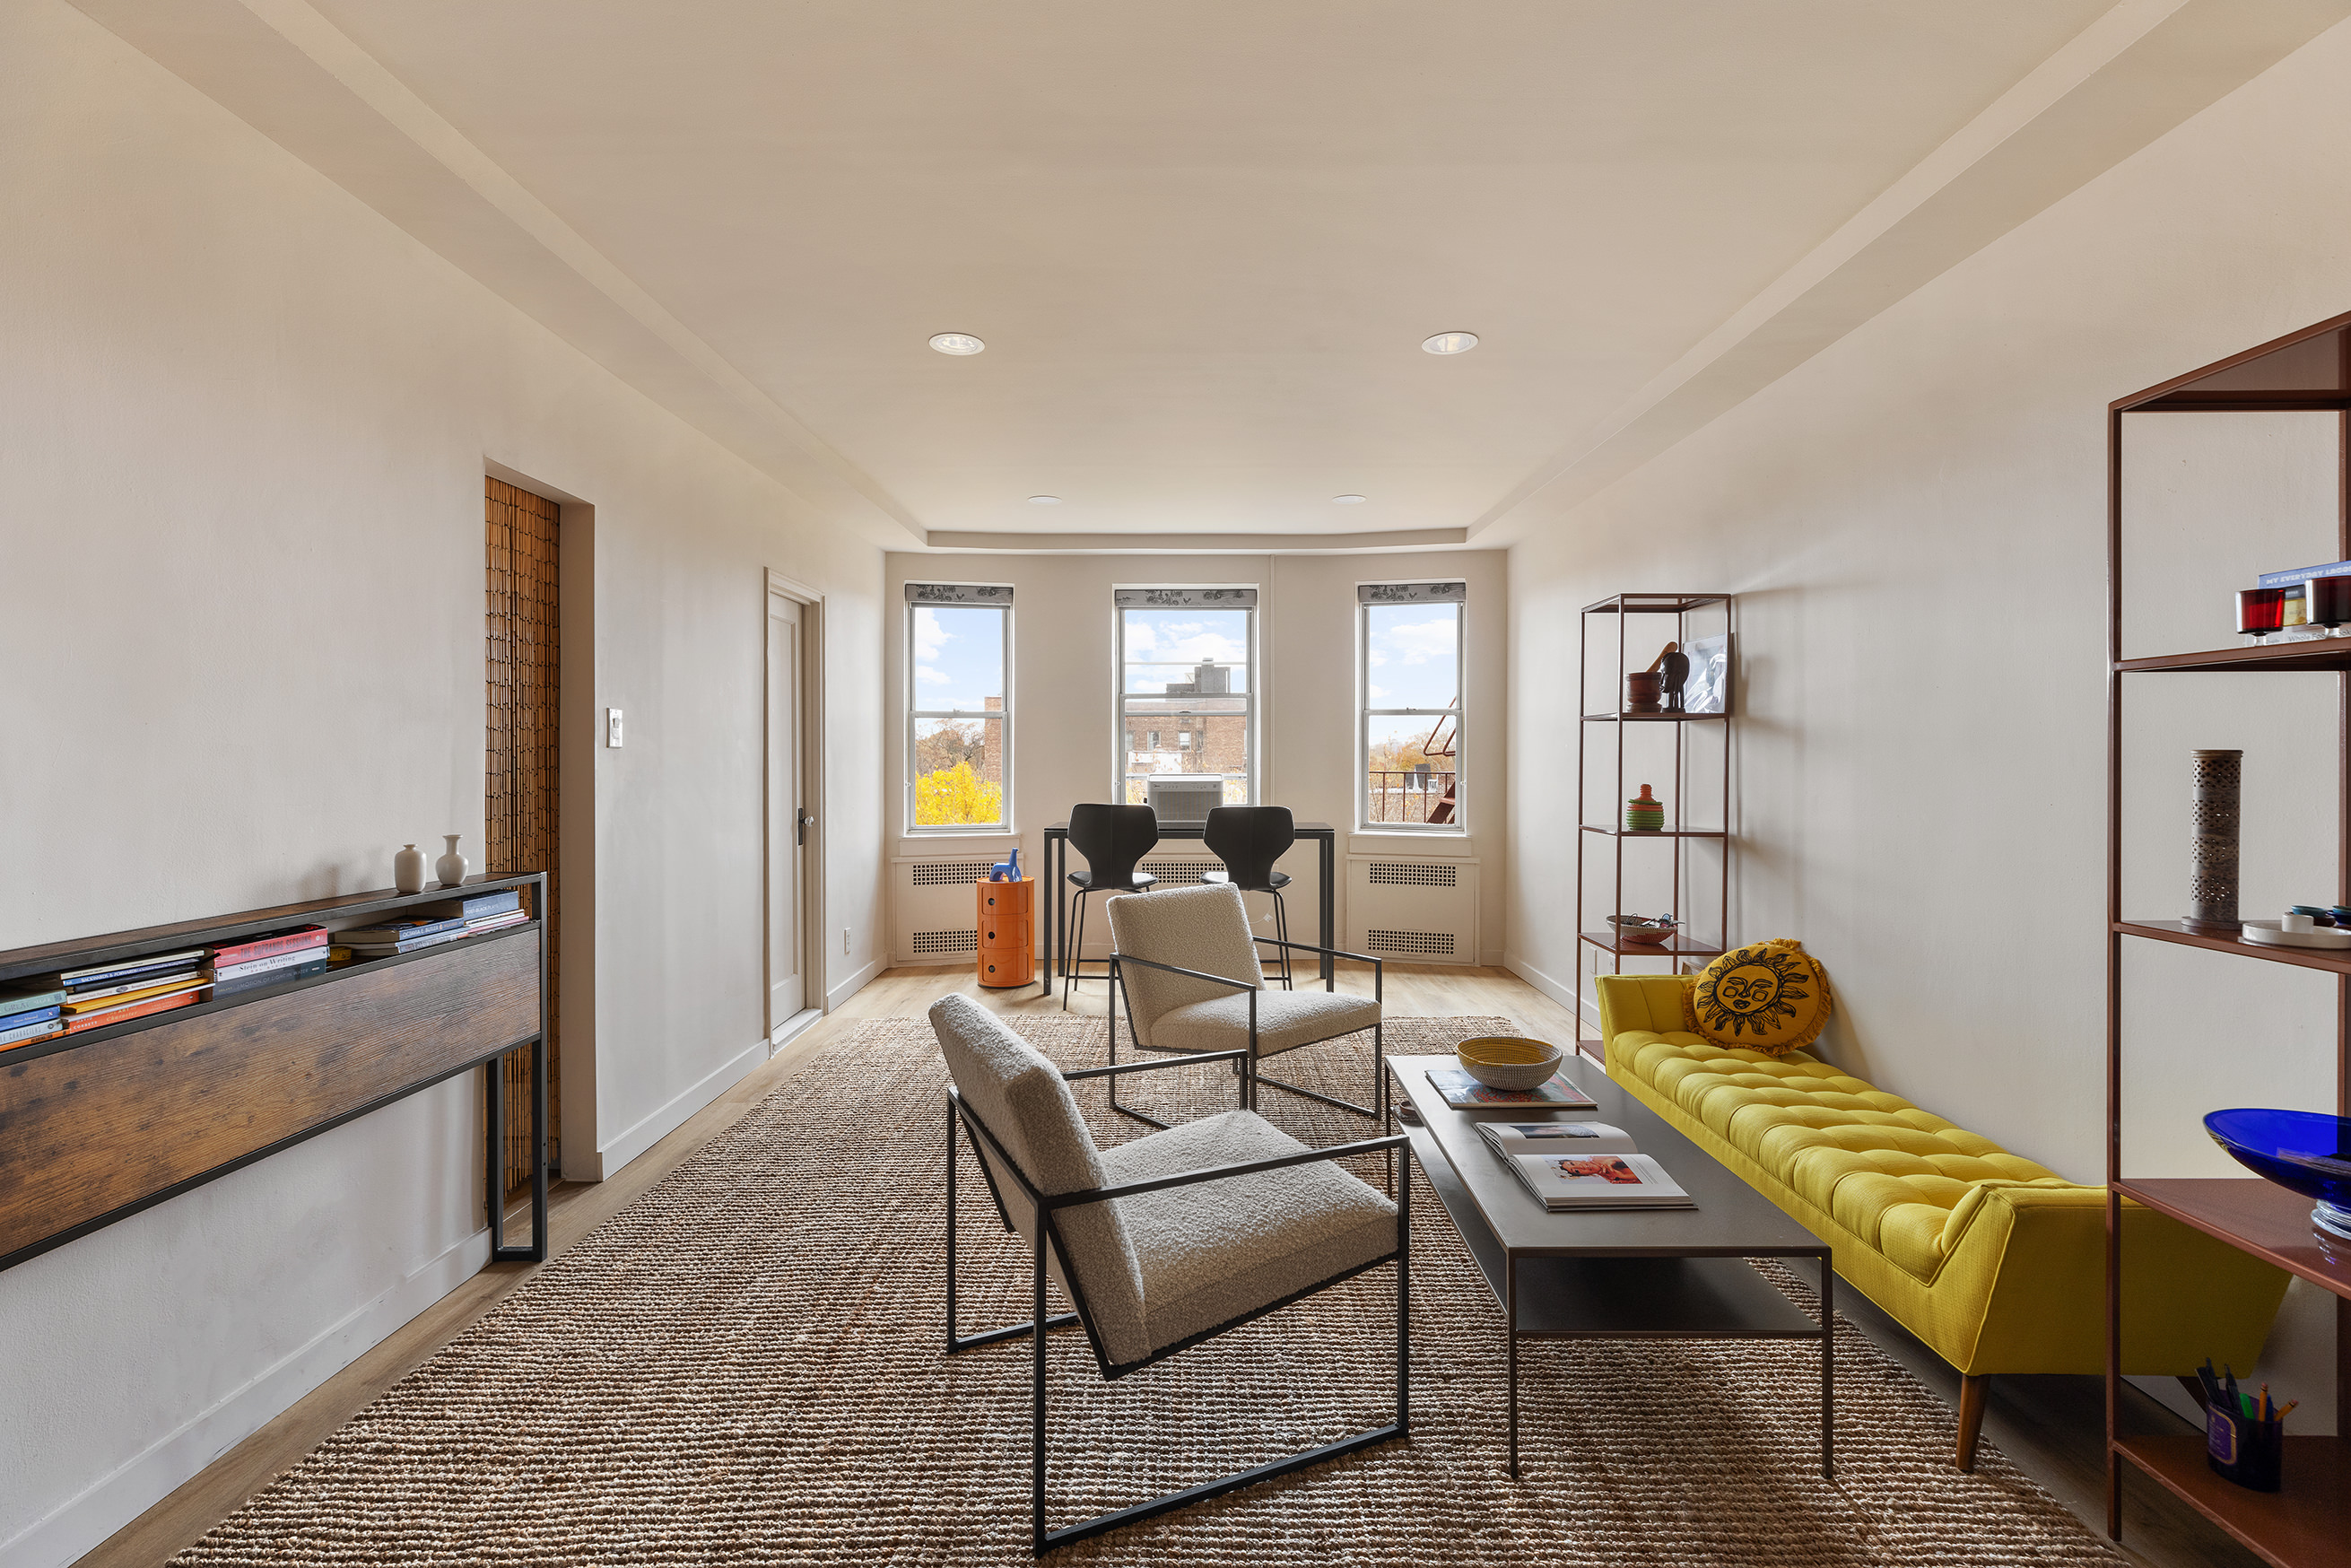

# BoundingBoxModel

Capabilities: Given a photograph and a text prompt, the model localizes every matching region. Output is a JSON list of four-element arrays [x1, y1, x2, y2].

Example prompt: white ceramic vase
[[436, 834, 469, 889], [394, 844, 427, 895]]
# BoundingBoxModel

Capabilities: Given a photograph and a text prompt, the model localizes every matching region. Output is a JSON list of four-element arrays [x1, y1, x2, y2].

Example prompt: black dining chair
[[1063, 803, 1159, 1009], [1202, 805, 1296, 989]]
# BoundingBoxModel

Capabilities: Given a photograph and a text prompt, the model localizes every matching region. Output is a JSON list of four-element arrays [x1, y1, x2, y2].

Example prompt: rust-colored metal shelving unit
[[1573, 593, 1735, 1058], [2106, 310, 2351, 1564]]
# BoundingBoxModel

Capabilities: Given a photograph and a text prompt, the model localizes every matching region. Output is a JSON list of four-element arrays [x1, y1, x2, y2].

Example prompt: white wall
[[0, 3, 884, 1562], [884, 551, 1508, 963], [1505, 20, 2351, 1431]]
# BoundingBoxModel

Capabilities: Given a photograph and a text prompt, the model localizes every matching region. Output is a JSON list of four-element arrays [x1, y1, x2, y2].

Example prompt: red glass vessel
[[2237, 587, 2286, 640]]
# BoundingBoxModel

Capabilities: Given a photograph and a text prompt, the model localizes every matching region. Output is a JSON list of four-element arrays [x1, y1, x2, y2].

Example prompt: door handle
[[797, 809, 815, 846]]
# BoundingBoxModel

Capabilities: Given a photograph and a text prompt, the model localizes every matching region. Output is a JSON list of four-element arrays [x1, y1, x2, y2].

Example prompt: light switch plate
[[605, 708, 624, 747]]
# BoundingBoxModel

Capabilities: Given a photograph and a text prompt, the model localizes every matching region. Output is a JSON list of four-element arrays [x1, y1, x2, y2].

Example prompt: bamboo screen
[[486, 477, 560, 1190]]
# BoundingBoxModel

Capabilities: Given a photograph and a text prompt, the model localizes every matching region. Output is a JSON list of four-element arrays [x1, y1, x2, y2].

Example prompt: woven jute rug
[[173, 1014, 2121, 1565]]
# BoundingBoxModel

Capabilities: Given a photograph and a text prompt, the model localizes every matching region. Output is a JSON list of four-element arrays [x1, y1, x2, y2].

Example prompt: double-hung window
[[906, 582, 1011, 832], [1359, 581, 1464, 830], [1115, 587, 1256, 806]]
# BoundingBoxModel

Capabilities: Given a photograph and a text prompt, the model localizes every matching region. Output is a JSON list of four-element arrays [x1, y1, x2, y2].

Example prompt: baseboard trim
[[1, 1226, 488, 1568], [1502, 952, 1587, 1021], [825, 955, 884, 1012], [768, 1007, 822, 1052], [595, 1037, 770, 1180]]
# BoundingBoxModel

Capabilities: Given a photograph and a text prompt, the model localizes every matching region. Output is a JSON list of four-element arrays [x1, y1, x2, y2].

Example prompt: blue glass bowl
[[2204, 1108, 2351, 1241]]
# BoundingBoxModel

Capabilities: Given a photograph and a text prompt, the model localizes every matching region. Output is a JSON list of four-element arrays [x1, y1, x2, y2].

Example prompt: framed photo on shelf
[[1682, 632, 1733, 715]]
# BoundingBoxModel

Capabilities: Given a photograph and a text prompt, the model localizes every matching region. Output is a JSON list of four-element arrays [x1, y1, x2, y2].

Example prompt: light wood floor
[[83, 964, 2247, 1568]]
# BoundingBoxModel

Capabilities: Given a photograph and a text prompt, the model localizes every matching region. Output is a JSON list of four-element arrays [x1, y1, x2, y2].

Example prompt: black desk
[[1040, 819, 1337, 997]]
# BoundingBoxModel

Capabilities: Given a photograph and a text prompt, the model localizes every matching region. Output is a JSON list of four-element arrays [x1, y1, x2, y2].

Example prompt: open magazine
[[1473, 1122, 1694, 1212]]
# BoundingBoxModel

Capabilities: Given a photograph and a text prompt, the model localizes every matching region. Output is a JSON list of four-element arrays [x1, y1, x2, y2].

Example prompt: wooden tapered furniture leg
[[1956, 1374, 1989, 1471]]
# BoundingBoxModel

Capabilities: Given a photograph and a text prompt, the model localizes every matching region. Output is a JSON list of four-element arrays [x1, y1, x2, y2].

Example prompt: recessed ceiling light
[[1028, 495, 1060, 505], [1331, 494, 1367, 504], [928, 332, 985, 355], [1422, 332, 1478, 355]]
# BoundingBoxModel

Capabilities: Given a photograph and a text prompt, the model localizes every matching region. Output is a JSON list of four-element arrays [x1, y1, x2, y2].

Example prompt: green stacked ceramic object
[[1625, 784, 1664, 832]]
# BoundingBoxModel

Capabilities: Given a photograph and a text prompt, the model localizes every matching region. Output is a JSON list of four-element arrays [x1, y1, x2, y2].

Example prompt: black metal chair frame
[[1060, 806, 1161, 1012], [945, 1056, 1410, 1555], [1203, 806, 1298, 989], [1103, 938, 1387, 1135]]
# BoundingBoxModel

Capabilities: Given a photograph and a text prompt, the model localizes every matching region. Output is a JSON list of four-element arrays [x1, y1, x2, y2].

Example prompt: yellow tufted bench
[[1595, 973, 2290, 1468]]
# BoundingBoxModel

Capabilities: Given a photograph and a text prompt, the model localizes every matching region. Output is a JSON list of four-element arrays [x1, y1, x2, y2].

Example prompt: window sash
[[908, 598, 1011, 832], [1359, 598, 1463, 832], [1115, 600, 1256, 803]]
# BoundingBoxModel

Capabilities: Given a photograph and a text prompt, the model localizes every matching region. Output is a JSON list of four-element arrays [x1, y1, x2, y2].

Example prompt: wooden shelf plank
[[2117, 919, 2351, 977], [0, 921, 543, 1071], [2113, 1433, 2351, 1568], [1580, 825, 1728, 839], [0, 873, 544, 987], [1580, 931, 1723, 958], [2116, 1179, 2351, 1302], [2116, 640, 2351, 675], [1579, 593, 1731, 614], [1581, 711, 1729, 723]]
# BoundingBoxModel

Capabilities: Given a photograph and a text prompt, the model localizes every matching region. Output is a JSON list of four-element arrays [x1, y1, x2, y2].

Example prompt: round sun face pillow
[[1683, 938, 1833, 1056]]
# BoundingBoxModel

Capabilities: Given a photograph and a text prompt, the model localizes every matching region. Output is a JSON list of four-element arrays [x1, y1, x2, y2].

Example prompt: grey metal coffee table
[[1389, 1055, 1833, 1478]]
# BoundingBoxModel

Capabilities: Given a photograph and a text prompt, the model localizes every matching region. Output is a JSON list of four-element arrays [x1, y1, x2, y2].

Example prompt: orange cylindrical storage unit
[[978, 877, 1036, 989]]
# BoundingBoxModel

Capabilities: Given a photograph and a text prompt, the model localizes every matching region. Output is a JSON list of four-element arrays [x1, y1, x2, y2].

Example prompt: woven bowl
[[1455, 1035, 1564, 1092]]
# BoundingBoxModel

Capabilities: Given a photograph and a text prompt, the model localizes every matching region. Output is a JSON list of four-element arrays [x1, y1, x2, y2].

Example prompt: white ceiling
[[74, 0, 2351, 548]]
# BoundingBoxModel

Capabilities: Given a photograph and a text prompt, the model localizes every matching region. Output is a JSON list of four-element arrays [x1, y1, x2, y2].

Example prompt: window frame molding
[[1112, 586, 1259, 807], [904, 585, 1014, 835], [1356, 582, 1466, 835]]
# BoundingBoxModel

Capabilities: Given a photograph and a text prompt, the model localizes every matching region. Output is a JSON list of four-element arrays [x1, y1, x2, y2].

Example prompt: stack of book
[[53, 949, 212, 1035], [204, 925, 330, 994], [335, 889, 529, 960], [0, 983, 67, 1052]]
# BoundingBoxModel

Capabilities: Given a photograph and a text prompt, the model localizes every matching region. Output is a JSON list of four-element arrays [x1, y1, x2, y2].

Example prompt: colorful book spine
[[337, 917, 466, 945], [63, 975, 208, 1015], [207, 945, 331, 982], [208, 925, 328, 969], [57, 949, 207, 990], [0, 1002, 63, 1032], [466, 910, 531, 933], [0, 986, 66, 1016], [2256, 558, 2351, 589], [340, 926, 471, 955], [213, 956, 331, 994], [63, 968, 203, 1004], [417, 891, 523, 922], [59, 988, 205, 1035], [0, 1012, 65, 1046]]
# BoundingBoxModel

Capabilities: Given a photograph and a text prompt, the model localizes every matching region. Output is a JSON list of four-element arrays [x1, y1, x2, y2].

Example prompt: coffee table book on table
[[1387, 1053, 1832, 1478], [2106, 310, 2351, 1567], [1575, 593, 1735, 1058]]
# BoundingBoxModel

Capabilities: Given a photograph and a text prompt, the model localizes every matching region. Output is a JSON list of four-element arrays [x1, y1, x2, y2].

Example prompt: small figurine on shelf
[[1626, 785, 1665, 832], [1660, 642, 1690, 712], [988, 848, 1023, 883]]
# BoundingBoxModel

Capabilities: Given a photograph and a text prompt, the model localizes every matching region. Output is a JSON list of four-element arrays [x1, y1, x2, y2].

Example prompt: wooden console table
[[0, 874, 550, 1273]]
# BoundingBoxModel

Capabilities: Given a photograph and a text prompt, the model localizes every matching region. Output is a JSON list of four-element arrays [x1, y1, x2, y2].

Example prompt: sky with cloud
[[911, 605, 1003, 710], [1121, 609, 1250, 693], [1364, 604, 1458, 708]]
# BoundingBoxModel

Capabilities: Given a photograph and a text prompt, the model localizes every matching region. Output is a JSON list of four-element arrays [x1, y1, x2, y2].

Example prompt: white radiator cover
[[1344, 855, 1478, 965], [891, 856, 996, 965]]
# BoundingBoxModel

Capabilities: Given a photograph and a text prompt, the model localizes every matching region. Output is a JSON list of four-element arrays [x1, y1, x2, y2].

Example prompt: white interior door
[[767, 592, 805, 1028]]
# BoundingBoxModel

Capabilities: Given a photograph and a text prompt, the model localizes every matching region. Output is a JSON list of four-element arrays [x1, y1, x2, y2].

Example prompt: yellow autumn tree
[[916, 759, 1003, 826]]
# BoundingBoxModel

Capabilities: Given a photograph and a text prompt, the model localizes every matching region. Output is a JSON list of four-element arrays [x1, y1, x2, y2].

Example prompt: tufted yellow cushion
[[1685, 938, 1833, 1056], [1617, 1030, 2066, 1281]]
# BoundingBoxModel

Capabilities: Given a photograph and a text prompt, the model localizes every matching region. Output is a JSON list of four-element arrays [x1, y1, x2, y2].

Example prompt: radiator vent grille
[[1368, 862, 1458, 887], [910, 861, 994, 887], [1366, 928, 1456, 956], [910, 928, 979, 955], [1138, 859, 1217, 885]]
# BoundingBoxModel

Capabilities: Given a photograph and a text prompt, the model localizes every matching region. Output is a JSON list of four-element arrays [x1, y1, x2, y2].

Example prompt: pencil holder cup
[[2207, 1406, 2283, 1492]]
